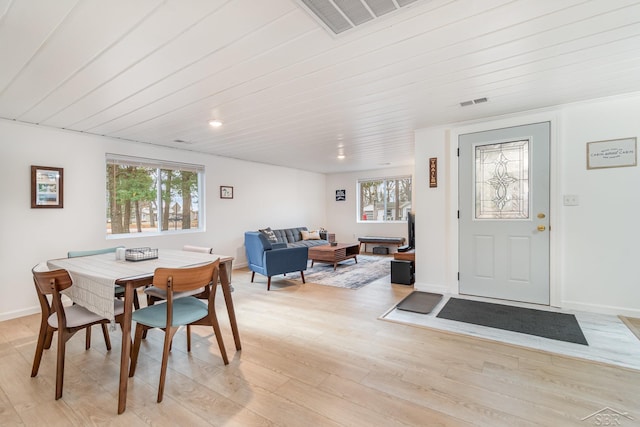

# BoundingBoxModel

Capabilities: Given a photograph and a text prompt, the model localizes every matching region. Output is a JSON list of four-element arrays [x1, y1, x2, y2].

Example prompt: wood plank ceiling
[[1, 0, 640, 173]]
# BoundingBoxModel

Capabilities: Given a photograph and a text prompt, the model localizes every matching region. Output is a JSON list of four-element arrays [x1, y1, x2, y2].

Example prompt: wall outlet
[[563, 194, 579, 206]]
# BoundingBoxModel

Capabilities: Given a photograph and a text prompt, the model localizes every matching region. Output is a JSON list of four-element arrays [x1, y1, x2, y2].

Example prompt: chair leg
[[267, 276, 271, 291], [44, 327, 54, 350], [251, 271, 255, 283], [300, 271, 306, 284], [55, 332, 66, 400], [133, 290, 140, 310], [129, 323, 146, 377], [186, 325, 192, 352], [142, 296, 158, 340], [158, 327, 178, 403], [85, 327, 91, 350], [101, 323, 112, 351], [207, 312, 229, 365], [31, 323, 50, 377]]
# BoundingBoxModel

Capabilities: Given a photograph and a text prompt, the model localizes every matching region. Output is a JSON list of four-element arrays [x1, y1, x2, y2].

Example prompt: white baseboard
[[413, 282, 451, 295], [561, 300, 640, 318], [0, 306, 40, 322]]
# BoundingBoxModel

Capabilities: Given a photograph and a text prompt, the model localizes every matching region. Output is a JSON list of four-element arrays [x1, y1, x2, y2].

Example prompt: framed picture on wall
[[335, 189, 346, 201], [220, 185, 234, 199], [31, 165, 63, 208]]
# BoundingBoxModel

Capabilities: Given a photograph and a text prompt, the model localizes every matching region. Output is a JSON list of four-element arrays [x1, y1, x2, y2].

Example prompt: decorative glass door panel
[[475, 140, 529, 220]]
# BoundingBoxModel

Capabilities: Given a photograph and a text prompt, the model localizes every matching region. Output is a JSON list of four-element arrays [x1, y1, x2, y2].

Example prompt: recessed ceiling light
[[337, 154, 345, 160], [209, 119, 223, 128]]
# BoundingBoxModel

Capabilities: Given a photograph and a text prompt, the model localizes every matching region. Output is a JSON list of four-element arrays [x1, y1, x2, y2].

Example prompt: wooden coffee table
[[308, 243, 360, 270]]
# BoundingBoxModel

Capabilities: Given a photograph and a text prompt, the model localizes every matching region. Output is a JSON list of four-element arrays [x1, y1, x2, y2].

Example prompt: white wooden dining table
[[47, 248, 240, 414]]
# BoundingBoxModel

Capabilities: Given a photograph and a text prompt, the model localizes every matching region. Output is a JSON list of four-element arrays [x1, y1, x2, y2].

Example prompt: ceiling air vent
[[460, 97, 489, 107], [297, 0, 422, 35]]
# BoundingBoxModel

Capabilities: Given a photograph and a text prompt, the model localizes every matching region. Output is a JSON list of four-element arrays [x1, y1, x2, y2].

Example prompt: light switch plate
[[563, 194, 579, 206]]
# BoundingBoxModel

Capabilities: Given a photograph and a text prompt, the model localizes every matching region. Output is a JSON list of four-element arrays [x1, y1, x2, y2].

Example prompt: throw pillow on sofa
[[301, 230, 321, 240], [259, 227, 278, 243]]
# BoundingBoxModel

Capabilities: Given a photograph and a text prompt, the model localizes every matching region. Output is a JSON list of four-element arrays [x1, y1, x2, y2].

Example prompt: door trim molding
[[447, 111, 562, 307]]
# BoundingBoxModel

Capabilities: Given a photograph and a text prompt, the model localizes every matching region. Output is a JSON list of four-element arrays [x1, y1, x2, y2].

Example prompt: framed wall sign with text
[[335, 189, 346, 201], [429, 157, 438, 187], [31, 165, 63, 208], [587, 137, 637, 169]]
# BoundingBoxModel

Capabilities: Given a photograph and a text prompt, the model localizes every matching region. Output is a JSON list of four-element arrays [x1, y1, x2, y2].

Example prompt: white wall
[[0, 120, 326, 320], [559, 96, 640, 314], [413, 127, 453, 292], [414, 93, 640, 316], [325, 166, 414, 247]]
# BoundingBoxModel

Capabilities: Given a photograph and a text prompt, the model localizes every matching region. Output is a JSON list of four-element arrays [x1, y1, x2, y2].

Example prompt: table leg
[[117, 281, 134, 414], [219, 263, 241, 350]]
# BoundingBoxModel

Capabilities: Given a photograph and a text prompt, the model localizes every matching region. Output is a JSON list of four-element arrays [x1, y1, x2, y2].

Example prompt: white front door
[[458, 122, 550, 305]]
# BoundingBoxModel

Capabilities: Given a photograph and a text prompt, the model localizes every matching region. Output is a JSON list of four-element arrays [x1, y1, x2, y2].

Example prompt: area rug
[[286, 255, 390, 289], [396, 291, 443, 314], [436, 298, 588, 345]]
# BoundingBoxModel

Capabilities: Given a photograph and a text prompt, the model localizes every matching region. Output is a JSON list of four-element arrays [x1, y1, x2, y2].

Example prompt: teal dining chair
[[142, 245, 215, 341], [128, 260, 228, 403]]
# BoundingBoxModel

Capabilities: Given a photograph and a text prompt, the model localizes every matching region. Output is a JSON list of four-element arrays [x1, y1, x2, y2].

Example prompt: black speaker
[[391, 260, 414, 285]]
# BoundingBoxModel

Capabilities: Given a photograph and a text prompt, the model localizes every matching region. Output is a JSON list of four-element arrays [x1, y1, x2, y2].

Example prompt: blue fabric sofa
[[244, 231, 309, 290], [266, 226, 330, 248]]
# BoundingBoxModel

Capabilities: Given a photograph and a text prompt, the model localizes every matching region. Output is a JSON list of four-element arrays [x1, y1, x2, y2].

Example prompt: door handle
[[537, 225, 546, 232]]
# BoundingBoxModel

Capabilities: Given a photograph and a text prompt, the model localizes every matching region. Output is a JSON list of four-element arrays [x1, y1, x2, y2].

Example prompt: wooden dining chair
[[128, 260, 228, 403], [31, 264, 125, 400], [143, 245, 213, 307], [68, 246, 140, 309], [142, 245, 229, 343]]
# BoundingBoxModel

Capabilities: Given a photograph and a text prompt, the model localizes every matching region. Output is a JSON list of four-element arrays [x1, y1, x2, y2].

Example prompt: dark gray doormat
[[396, 291, 443, 314], [436, 298, 588, 345]]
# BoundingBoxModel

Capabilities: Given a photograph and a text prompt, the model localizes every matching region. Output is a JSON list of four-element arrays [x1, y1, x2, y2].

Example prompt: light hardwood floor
[[620, 316, 640, 341], [2, 268, 639, 426]]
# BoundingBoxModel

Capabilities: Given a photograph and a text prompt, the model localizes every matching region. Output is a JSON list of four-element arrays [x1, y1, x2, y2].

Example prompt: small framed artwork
[[31, 165, 64, 208], [220, 185, 234, 199], [335, 189, 346, 201], [587, 137, 637, 169]]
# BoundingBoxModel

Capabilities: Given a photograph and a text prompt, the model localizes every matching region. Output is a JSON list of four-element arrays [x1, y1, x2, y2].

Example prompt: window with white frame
[[106, 154, 204, 236], [357, 176, 412, 222]]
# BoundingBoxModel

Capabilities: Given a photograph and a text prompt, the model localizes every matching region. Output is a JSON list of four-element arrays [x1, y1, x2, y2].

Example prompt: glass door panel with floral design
[[475, 140, 529, 219]]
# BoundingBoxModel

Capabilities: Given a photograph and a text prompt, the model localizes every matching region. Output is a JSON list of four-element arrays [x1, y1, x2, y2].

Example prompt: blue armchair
[[244, 232, 308, 290]]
